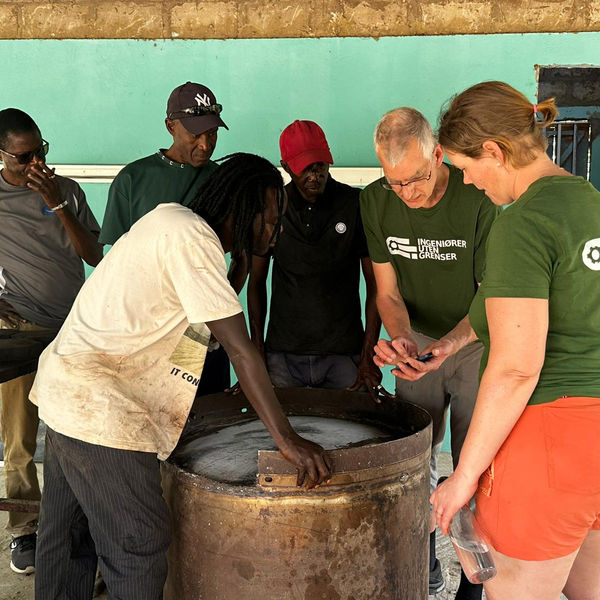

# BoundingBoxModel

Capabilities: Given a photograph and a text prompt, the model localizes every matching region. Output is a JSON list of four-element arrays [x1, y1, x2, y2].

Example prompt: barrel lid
[[171, 387, 432, 495]]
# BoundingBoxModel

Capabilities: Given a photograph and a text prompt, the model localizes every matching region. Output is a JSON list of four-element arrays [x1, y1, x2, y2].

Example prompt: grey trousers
[[394, 332, 483, 493], [35, 428, 170, 600]]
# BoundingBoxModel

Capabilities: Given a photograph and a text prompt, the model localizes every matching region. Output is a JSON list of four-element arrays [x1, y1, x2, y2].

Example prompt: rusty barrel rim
[[166, 387, 432, 497]]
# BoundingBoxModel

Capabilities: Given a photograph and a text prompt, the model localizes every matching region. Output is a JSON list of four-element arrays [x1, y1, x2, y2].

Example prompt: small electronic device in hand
[[416, 352, 434, 362]]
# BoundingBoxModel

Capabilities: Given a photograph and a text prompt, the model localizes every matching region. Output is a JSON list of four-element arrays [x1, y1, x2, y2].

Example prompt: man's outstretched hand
[[278, 433, 332, 490]]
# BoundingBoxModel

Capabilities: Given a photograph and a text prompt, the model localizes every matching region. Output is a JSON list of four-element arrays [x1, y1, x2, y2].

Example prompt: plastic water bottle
[[449, 506, 497, 584]]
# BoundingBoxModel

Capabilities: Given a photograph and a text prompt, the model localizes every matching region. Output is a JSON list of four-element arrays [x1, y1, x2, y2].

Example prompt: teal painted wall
[[3, 33, 600, 450], [3, 33, 600, 167]]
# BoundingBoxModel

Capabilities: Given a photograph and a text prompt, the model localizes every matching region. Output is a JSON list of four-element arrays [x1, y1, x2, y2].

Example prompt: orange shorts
[[475, 396, 600, 561]]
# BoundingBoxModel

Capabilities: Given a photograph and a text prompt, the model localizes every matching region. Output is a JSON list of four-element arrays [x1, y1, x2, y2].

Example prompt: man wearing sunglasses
[[360, 107, 497, 600], [0, 108, 103, 575], [100, 82, 235, 397]]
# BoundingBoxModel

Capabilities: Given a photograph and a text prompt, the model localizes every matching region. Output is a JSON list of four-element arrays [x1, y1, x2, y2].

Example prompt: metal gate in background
[[545, 119, 592, 180], [538, 66, 600, 189]]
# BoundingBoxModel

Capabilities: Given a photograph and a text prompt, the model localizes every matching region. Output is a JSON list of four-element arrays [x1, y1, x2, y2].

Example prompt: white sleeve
[[165, 231, 242, 325]]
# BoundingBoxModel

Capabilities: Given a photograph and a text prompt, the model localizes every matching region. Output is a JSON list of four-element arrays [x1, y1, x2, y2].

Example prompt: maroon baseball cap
[[279, 120, 334, 175], [166, 82, 228, 135]]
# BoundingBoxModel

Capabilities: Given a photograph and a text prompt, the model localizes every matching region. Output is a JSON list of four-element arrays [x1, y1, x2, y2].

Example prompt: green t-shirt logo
[[386, 236, 418, 259], [582, 237, 600, 271], [386, 235, 467, 262]]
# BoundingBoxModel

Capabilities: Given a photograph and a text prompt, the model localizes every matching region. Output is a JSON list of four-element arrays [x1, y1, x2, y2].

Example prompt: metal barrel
[[162, 387, 432, 600]]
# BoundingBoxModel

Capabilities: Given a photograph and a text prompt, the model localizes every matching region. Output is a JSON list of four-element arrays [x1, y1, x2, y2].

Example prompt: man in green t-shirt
[[360, 107, 497, 599], [99, 81, 227, 245], [99, 82, 234, 396]]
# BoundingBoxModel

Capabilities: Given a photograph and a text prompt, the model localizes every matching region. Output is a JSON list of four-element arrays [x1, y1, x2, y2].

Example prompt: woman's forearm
[[456, 297, 548, 481], [454, 365, 540, 483]]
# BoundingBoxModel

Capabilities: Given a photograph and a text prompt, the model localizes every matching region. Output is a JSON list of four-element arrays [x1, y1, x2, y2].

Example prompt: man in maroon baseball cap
[[101, 81, 229, 246], [100, 81, 235, 401], [247, 119, 382, 399], [166, 81, 228, 136]]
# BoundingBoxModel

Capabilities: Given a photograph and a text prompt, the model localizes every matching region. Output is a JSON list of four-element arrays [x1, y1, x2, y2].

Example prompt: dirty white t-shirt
[[30, 203, 242, 460]]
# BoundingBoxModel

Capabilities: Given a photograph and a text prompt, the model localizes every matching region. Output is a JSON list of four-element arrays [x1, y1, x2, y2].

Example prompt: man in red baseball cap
[[279, 120, 332, 178], [247, 120, 382, 397]]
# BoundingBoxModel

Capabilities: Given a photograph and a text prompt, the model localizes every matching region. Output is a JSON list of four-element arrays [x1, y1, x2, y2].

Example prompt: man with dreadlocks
[[30, 153, 331, 600]]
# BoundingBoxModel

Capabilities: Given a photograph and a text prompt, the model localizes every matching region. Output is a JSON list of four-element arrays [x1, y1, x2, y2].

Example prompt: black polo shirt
[[265, 176, 369, 355]]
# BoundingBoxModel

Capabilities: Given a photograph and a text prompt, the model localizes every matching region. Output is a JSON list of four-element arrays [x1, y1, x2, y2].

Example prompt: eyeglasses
[[381, 168, 432, 191], [168, 104, 223, 119], [0, 139, 49, 165]]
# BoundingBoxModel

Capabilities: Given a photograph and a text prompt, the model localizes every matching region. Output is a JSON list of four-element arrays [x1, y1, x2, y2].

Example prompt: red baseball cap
[[279, 120, 334, 175]]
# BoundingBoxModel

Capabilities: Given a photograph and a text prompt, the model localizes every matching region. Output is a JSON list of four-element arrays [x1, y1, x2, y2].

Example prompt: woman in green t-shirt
[[431, 81, 600, 599]]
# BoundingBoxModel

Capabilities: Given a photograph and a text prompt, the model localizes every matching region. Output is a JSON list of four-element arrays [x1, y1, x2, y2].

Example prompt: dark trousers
[[266, 352, 360, 389], [35, 428, 169, 600]]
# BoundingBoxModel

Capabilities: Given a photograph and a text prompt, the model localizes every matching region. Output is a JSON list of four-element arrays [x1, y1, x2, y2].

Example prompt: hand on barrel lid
[[206, 313, 332, 490], [277, 432, 332, 490]]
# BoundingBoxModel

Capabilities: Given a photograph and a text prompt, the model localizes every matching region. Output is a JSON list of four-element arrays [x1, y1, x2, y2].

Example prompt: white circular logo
[[335, 222, 347, 234], [582, 237, 600, 271]]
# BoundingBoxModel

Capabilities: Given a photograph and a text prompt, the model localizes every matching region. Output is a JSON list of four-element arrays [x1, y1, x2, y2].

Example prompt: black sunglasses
[[0, 139, 49, 165]]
